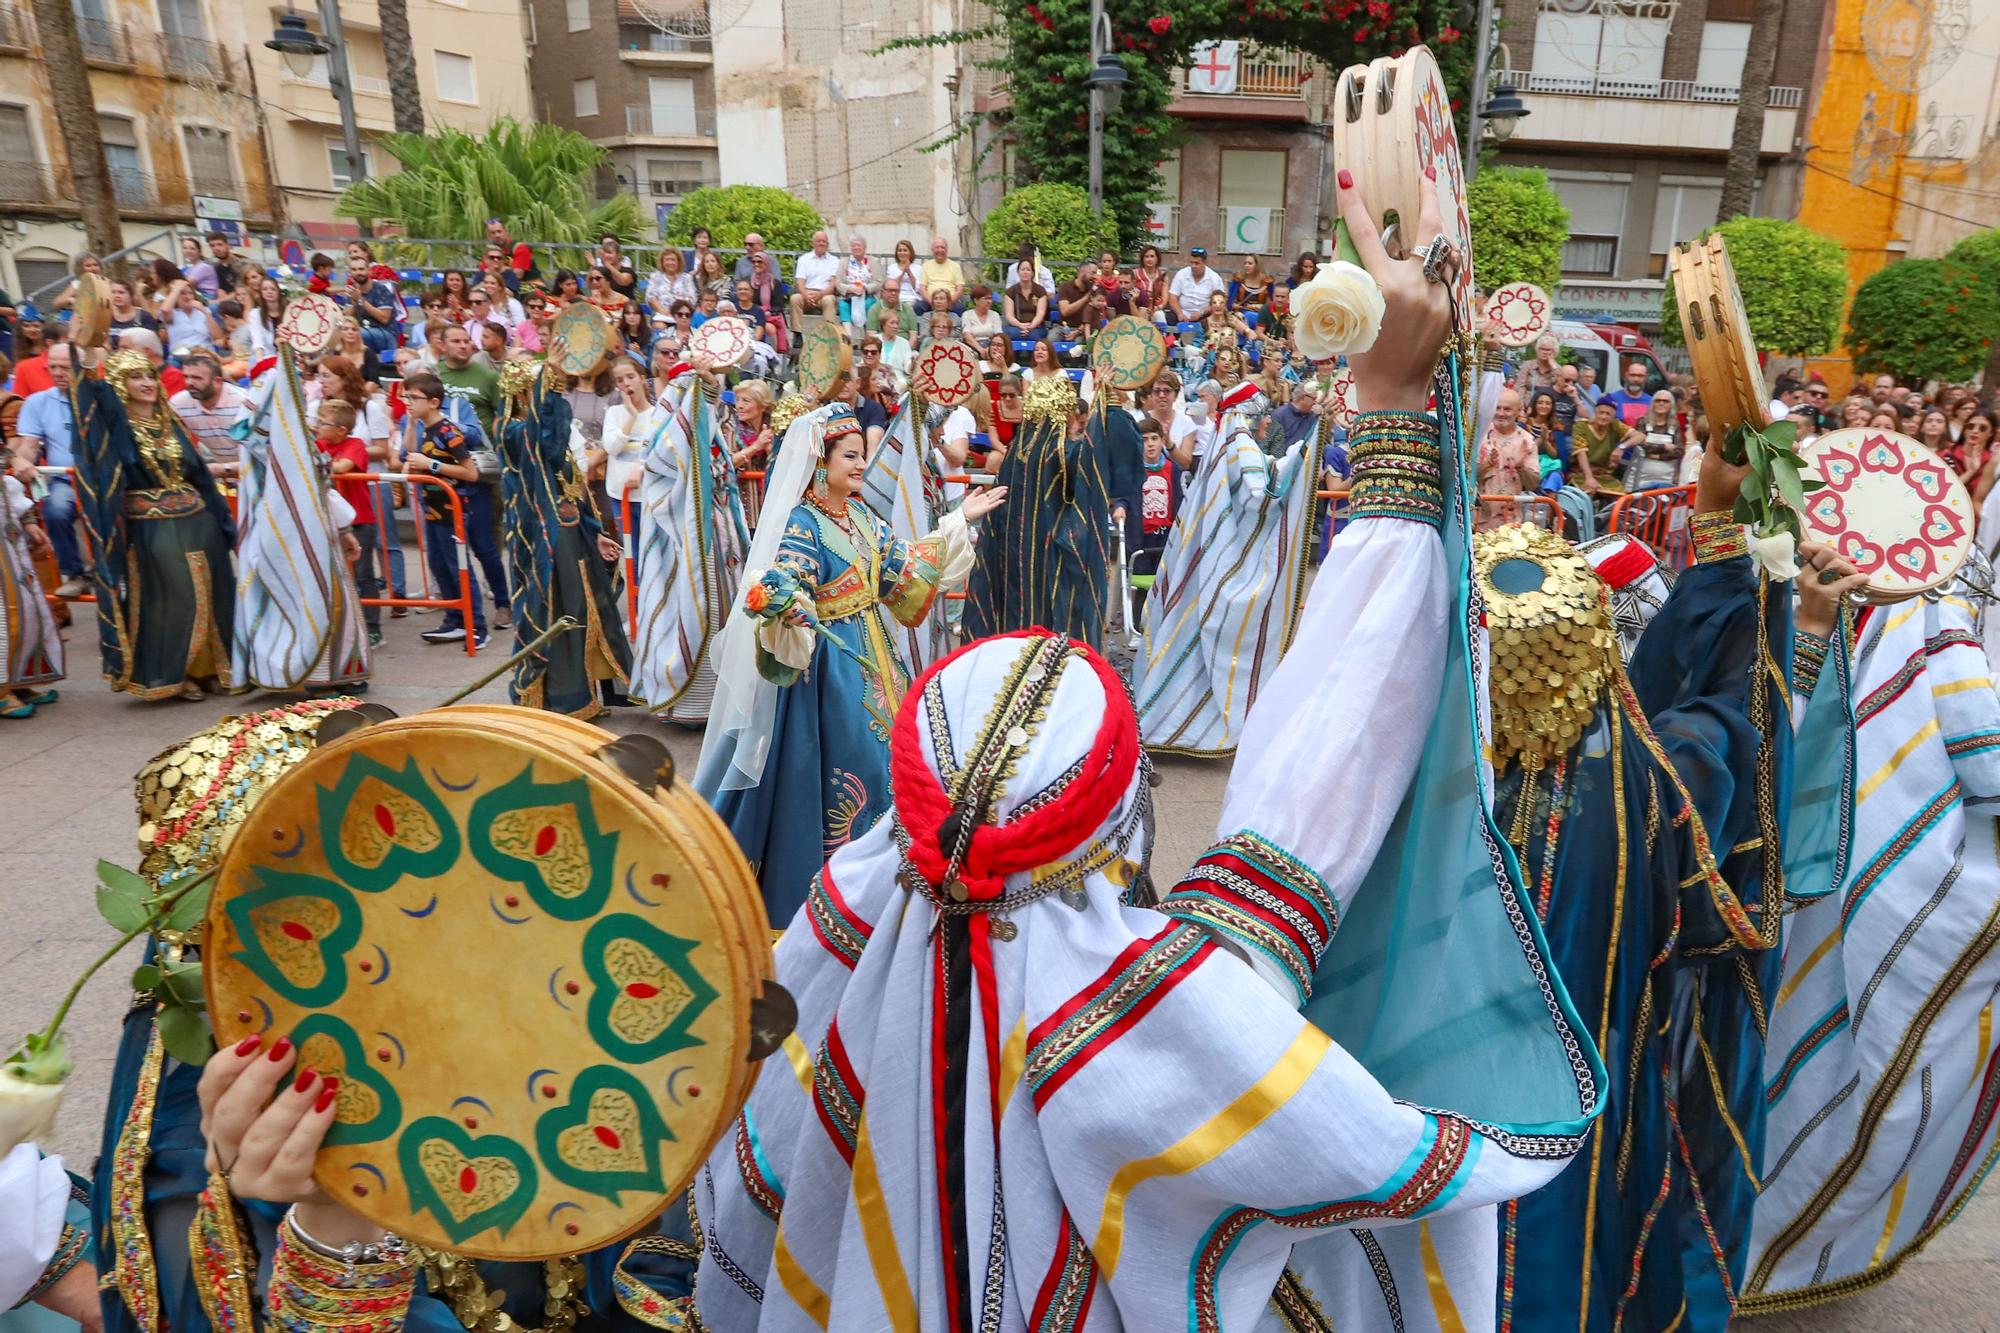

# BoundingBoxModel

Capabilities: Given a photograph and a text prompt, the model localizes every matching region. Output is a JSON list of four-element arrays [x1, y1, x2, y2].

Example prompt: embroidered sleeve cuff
[[1161, 830, 1338, 1006], [1345, 412, 1444, 531], [16, 1223, 86, 1309], [1689, 511, 1748, 565], [1791, 630, 1830, 697]]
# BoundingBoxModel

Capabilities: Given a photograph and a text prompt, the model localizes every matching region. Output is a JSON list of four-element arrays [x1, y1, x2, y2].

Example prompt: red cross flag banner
[[1188, 40, 1240, 95]]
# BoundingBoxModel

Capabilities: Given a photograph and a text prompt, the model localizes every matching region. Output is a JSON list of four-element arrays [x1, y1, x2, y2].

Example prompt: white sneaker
[[54, 577, 86, 597]]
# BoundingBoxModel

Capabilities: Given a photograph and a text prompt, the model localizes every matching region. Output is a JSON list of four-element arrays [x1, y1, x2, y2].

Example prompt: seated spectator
[[1021, 339, 1063, 382], [162, 282, 223, 358], [616, 304, 652, 361], [1574, 362, 1603, 405], [515, 291, 554, 354], [743, 253, 790, 351], [883, 239, 921, 309], [1263, 284, 1291, 340], [1094, 258, 1134, 317], [596, 235, 640, 302], [1287, 251, 1318, 288], [918, 307, 961, 353], [734, 278, 782, 349], [548, 270, 584, 307], [1195, 290, 1254, 346], [731, 232, 768, 282], [477, 270, 525, 327], [877, 309, 912, 378], [344, 242, 402, 356], [1016, 241, 1056, 297], [307, 251, 337, 294], [105, 280, 161, 338], [992, 371, 1024, 448], [214, 298, 251, 373], [691, 290, 721, 326], [117, 327, 185, 396], [840, 235, 877, 329], [1057, 261, 1099, 325], [853, 359, 890, 448], [663, 300, 695, 355], [789, 230, 841, 330], [1004, 260, 1047, 339], [1230, 255, 1274, 313], [649, 247, 698, 315], [961, 284, 1004, 342], [586, 266, 631, 316], [180, 235, 219, 298], [694, 250, 733, 302], [917, 236, 966, 314], [437, 268, 474, 318], [1131, 243, 1168, 319], [486, 218, 539, 282], [1167, 246, 1228, 322], [464, 289, 503, 348], [206, 232, 255, 296], [480, 243, 523, 295]]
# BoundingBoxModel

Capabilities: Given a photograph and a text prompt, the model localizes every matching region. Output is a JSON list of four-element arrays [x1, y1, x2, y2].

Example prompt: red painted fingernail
[[293, 1067, 318, 1094], [315, 1083, 340, 1113], [1424, 164, 1437, 181], [1337, 169, 1354, 190], [267, 1037, 293, 1062], [234, 1035, 263, 1056]]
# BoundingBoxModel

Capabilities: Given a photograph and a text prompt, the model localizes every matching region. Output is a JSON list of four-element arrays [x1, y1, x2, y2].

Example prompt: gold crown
[[769, 391, 810, 435], [103, 349, 156, 403], [1473, 524, 1616, 774], [498, 357, 549, 402], [136, 699, 363, 886], [1024, 374, 1078, 425]]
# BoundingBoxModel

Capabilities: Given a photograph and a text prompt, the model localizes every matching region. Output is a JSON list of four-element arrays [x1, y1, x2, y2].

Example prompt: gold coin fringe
[[1475, 523, 1617, 774]]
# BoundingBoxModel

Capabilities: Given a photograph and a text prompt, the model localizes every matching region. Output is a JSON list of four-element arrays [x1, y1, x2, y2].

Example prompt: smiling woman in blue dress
[[695, 403, 1006, 921]]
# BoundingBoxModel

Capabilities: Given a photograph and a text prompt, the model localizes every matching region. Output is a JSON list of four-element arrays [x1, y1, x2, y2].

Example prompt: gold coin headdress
[[1024, 373, 1078, 426], [1474, 524, 1618, 774]]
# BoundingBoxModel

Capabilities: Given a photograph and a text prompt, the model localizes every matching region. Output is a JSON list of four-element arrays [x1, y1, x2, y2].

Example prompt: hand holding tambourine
[[1335, 167, 1455, 415]]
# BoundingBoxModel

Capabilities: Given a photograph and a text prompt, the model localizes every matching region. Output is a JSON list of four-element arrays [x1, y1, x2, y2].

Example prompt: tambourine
[[1797, 427, 1974, 604], [911, 340, 979, 406], [1668, 233, 1769, 444], [206, 706, 782, 1260], [71, 273, 110, 349], [795, 319, 852, 403], [1330, 46, 1475, 333], [1324, 366, 1358, 429], [1090, 314, 1168, 392], [1485, 281, 1551, 348], [688, 316, 753, 372], [551, 303, 613, 378], [277, 293, 342, 357]]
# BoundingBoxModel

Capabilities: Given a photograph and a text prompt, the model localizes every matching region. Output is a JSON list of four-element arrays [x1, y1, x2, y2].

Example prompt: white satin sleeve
[[0, 1144, 67, 1309], [1215, 511, 1449, 918], [926, 508, 975, 589], [754, 616, 815, 672]]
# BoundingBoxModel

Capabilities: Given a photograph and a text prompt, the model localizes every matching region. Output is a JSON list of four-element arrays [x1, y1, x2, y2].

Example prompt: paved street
[[2, 625, 1995, 1330]]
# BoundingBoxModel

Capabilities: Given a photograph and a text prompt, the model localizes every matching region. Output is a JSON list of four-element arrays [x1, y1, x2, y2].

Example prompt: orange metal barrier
[[36, 467, 481, 657], [1603, 484, 1697, 569]]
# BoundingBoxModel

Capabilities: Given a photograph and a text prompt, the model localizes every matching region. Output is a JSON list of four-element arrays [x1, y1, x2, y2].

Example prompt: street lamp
[[267, 5, 368, 205], [1480, 83, 1529, 143], [1085, 7, 1126, 214]]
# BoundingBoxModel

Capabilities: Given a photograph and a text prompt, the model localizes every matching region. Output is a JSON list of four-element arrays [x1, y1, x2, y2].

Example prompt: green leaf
[[159, 875, 214, 932], [160, 962, 205, 1008], [1802, 477, 1826, 492], [1773, 460, 1809, 512], [131, 964, 160, 993], [1758, 420, 1800, 449], [156, 1005, 214, 1068], [96, 862, 154, 934], [1734, 493, 1758, 524]]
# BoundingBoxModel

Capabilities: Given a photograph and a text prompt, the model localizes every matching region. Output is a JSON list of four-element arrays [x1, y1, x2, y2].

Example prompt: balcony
[[76, 15, 134, 66], [161, 31, 229, 81], [280, 65, 392, 97], [109, 164, 154, 208], [1143, 201, 1181, 252], [1494, 68, 1801, 154], [1168, 44, 1316, 120], [0, 4, 32, 51], [615, 20, 710, 61], [622, 104, 716, 139], [644, 174, 713, 198]]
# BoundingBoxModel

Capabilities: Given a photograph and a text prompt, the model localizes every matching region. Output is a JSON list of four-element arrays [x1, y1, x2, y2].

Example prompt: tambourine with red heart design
[[1797, 427, 1974, 604], [1324, 366, 1358, 430], [688, 316, 753, 372], [277, 293, 343, 357], [911, 340, 980, 406], [1485, 282, 1551, 348]]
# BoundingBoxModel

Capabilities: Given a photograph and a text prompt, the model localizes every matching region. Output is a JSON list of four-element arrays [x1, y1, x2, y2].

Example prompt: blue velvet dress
[[702, 497, 952, 924], [1498, 552, 1795, 1333]]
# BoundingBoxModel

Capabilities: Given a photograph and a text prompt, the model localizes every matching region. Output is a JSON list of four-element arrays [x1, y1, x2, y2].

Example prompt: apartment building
[[0, 0, 276, 297], [244, 0, 536, 227], [1492, 0, 1826, 329], [524, 0, 720, 228]]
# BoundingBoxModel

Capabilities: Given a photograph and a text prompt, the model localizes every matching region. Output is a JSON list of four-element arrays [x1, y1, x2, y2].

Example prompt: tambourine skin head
[[204, 708, 758, 1259], [278, 294, 344, 358], [1796, 427, 1974, 604], [797, 319, 853, 403], [72, 273, 111, 349], [1486, 282, 1551, 348], [689, 316, 753, 372], [913, 340, 980, 406], [552, 304, 613, 378], [1090, 315, 1169, 392]]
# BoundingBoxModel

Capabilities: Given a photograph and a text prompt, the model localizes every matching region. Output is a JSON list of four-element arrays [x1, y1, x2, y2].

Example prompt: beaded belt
[[555, 499, 582, 526], [123, 489, 204, 520]]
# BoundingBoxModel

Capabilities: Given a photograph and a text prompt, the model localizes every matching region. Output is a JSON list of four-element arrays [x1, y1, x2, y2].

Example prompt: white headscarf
[[694, 404, 838, 793]]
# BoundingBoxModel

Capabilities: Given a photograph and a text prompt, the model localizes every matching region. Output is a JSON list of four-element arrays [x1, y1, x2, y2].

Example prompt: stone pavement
[[1, 626, 1993, 1330]]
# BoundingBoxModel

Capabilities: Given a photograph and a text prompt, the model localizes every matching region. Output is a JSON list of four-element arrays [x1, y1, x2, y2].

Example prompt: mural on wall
[[1859, 0, 1969, 93]]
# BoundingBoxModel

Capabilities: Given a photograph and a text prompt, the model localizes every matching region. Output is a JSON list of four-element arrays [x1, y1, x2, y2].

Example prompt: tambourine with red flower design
[[1484, 282, 1551, 348], [688, 316, 754, 372], [911, 340, 980, 406], [277, 293, 343, 357], [206, 706, 784, 1259], [1797, 427, 1973, 603]]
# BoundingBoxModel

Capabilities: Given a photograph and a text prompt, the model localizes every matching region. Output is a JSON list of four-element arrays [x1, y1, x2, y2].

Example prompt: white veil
[[693, 404, 838, 794]]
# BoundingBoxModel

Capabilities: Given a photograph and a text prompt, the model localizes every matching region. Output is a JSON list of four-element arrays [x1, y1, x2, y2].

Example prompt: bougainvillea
[[897, 0, 1470, 248]]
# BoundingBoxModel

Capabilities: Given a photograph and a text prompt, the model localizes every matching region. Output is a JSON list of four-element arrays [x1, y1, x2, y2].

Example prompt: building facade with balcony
[[0, 0, 277, 299], [1492, 0, 1826, 330], [525, 0, 719, 230], [246, 0, 536, 228]]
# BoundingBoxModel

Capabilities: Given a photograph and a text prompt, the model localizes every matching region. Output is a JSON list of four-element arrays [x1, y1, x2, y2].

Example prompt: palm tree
[[336, 118, 641, 250], [29, 0, 122, 264], [378, 0, 426, 136], [1717, 0, 1784, 221]]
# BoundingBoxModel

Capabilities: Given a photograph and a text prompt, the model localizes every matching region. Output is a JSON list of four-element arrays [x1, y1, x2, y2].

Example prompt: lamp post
[[1084, 0, 1128, 215], [268, 6, 365, 195], [1462, 0, 1529, 181]]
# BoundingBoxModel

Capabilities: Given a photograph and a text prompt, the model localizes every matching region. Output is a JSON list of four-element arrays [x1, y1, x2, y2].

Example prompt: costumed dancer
[[88, 701, 702, 1333], [231, 349, 371, 693], [495, 353, 633, 719], [1132, 377, 1322, 756], [694, 403, 1003, 922], [0, 469, 62, 718], [73, 347, 236, 702], [1491, 494, 1804, 1332], [963, 374, 1138, 650], [1742, 550, 2000, 1314], [628, 362, 747, 724], [859, 393, 949, 673]]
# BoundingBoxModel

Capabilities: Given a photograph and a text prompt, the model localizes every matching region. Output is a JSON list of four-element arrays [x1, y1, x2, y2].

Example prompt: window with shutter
[[183, 125, 235, 196]]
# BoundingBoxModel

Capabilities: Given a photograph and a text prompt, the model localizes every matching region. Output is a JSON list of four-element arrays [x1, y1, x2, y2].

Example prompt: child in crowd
[[314, 398, 384, 645], [307, 253, 336, 294]]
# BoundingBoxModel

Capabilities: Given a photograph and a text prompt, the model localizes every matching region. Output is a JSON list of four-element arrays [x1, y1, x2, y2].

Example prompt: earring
[[813, 465, 828, 494]]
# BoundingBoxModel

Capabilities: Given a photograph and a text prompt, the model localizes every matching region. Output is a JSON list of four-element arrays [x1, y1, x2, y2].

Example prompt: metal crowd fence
[[1602, 484, 1697, 569], [38, 467, 482, 659]]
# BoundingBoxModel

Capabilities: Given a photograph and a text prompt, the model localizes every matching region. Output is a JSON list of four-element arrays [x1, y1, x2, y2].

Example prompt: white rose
[[1748, 527, 1799, 581], [1291, 260, 1386, 361], [0, 1069, 65, 1156]]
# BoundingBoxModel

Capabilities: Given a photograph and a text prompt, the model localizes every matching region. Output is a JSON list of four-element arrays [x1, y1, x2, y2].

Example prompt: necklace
[[416, 1249, 590, 1333], [807, 490, 852, 527]]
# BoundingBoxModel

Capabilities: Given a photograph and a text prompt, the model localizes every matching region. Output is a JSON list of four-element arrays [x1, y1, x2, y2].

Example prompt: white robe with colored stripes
[[230, 349, 369, 690], [692, 506, 1594, 1332], [858, 397, 947, 675], [1, 475, 62, 691], [1132, 416, 1321, 758], [1745, 591, 2000, 1309]]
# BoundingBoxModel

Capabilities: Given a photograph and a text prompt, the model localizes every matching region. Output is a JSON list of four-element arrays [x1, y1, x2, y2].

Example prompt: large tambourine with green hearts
[[206, 706, 783, 1259]]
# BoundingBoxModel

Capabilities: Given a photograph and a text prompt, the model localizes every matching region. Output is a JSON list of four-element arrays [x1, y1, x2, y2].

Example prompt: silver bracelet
[[284, 1204, 407, 1267]]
